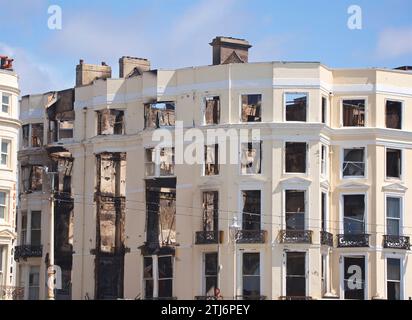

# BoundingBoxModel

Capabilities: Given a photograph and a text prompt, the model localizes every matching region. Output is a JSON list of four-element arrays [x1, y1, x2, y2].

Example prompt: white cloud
[[376, 27, 412, 59], [0, 42, 70, 96]]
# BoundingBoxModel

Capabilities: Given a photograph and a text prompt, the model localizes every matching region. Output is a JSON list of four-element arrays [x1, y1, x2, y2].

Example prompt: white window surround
[[283, 141, 309, 176], [339, 253, 368, 300], [0, 190, 9, 222], [320, 144, 328, 178], [384, 147, 404, 182], [282, 187, 309, 230], [237, 184, 264, 231], [1, 92, 11, 115], [339, 96, 368, 128], [384, 193, 404, 236], [282, 250, 309, 298], [340, 146, 367, 180], [384, 98, 404, 130], [339, 192, 368, 234], [283, 92, 309, 122], [234, 248, 263, 298], [384, 254, 405, 300], [0, 138, 11, 168]]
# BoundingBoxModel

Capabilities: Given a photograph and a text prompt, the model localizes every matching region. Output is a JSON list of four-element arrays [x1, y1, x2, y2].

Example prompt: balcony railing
[[337, 234, 370, 248], [0, 286, 24, 300], [383, 235, 410, 250], [195, 295, 221, 300], [236, 295, 266, 300], [279, 230, 313, 244], [14, 245, 43, 261], [236, 230, 267, 244], [195, 230, 222, 244], [279, 296, 313, 300], [320, 231, 334, 246]]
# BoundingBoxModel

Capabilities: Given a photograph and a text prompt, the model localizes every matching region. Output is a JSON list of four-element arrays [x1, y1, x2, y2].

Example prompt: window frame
[[341, 146, 367, 179], [202, 96, 220, 126], [1, 92, 11, 114], [142, 255, 174, 299], [283, 250, 308, 298], [284, 189, 307, 231], [144, 101, 176, 129], [384, 194, 403, 236], [203, 252, 219, 296], [0, 190, 8, 222], [385, 99, 404, 130], [339, 192, 367, 235], [385, 147, 403, 181], [203, 144, 220, 176], [240, 94, 262, 123], [241, 251, 261, 299], [240, 140, 262, 176], [144, 146, 175, 178], [321, 95, 328, 125], [284, 92, 309, 123], [340, 254, 368, 300], [284, 141, 308, 175], [0, 138, 11, 168], [340, 97, 368, 127], [320, 144, 328, 178], [385, 255, 404, 300]]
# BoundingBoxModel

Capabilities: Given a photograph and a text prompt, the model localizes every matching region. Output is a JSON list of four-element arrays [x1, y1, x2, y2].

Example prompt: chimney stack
[[119, 56, 150, 78], [210, 36, 252, 65], [75, 59, 112, 86]]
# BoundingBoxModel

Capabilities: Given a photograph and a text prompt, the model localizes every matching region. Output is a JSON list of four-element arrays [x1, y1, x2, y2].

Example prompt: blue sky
[[0, 0, 411, 95]]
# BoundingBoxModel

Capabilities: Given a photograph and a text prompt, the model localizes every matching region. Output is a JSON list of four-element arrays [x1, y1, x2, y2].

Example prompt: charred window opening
[[97, 109, 124, 135], [242, 252, 260, 299], [144, 102, 175, 129], [21, 165, 43, 193], [242, 190, 261, 231], [344, 257, 365, 300], [343, 195, 365, 234], [143, 255, 174, 299], [342, 99, 365, 127], [95, 152, 126, 299], [241, 94, 261, 122], [146, 180, 176, 246], [241, 141, 262, 175], [202, 191, 218, 232], [31, 123, 44, 147], [386, 100, 402, 129], [343, 148, 365, 177], [204, 252, 218, 296], [47, 89, 75, 143], [386, 148, 401, 179], [204, 144, 219, 176], [285, 93, 307, 122], [51, 157, 74, 194], [203, 96, 220, 125], [285, 142, 307, 173], [321, 96, 327, 124], [145, 147, 175, 177], [285, 190, 305, 230], [286, 252, 306, 297], [22, 124, 29, 148]]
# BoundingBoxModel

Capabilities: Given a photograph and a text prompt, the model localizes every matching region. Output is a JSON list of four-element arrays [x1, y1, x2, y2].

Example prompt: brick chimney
[[75, 60, 112, 86], [210, 36, 252, 65], [119, 56, 150, 78]]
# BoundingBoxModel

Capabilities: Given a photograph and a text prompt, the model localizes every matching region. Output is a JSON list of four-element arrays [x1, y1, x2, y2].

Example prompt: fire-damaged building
[[15, 37, 412, 300]]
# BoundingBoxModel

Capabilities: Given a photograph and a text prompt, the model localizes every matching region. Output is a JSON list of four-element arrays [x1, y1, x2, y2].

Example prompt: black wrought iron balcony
[[279, 230, 313, 244], [236, 295, 266, 300], [320, 231, 334, 247], [0, 286, 24, 300], [195, 230, 222, 245], [337, 234, 370, 248], [14, 245, 43, 261], [236, 230, 267, 244], [279, 296, 313, 300], [383, 235, 410, 250]]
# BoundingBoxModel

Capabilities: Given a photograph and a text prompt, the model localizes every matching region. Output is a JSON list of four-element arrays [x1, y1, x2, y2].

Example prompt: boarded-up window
[[97, 109, 124, 135], [144, 102, 175, 129], [241, 94, 261, 122], [241, 142, 262, 175], [242, 190, 261, 231], [285, 142, 307, 173], [31, 123, 43, 147], [285, 190, 305, 230], [22, 124, 29, 148], [204, 96, 220, 125], [202, 191, 218, 231], [386, 100, 402, 129], [204, 144, 219, 176], [386, 148, 401, 178], [342, 99, 365, 126], [343, 148, 365, 177], [286, 93, 307, 122]]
